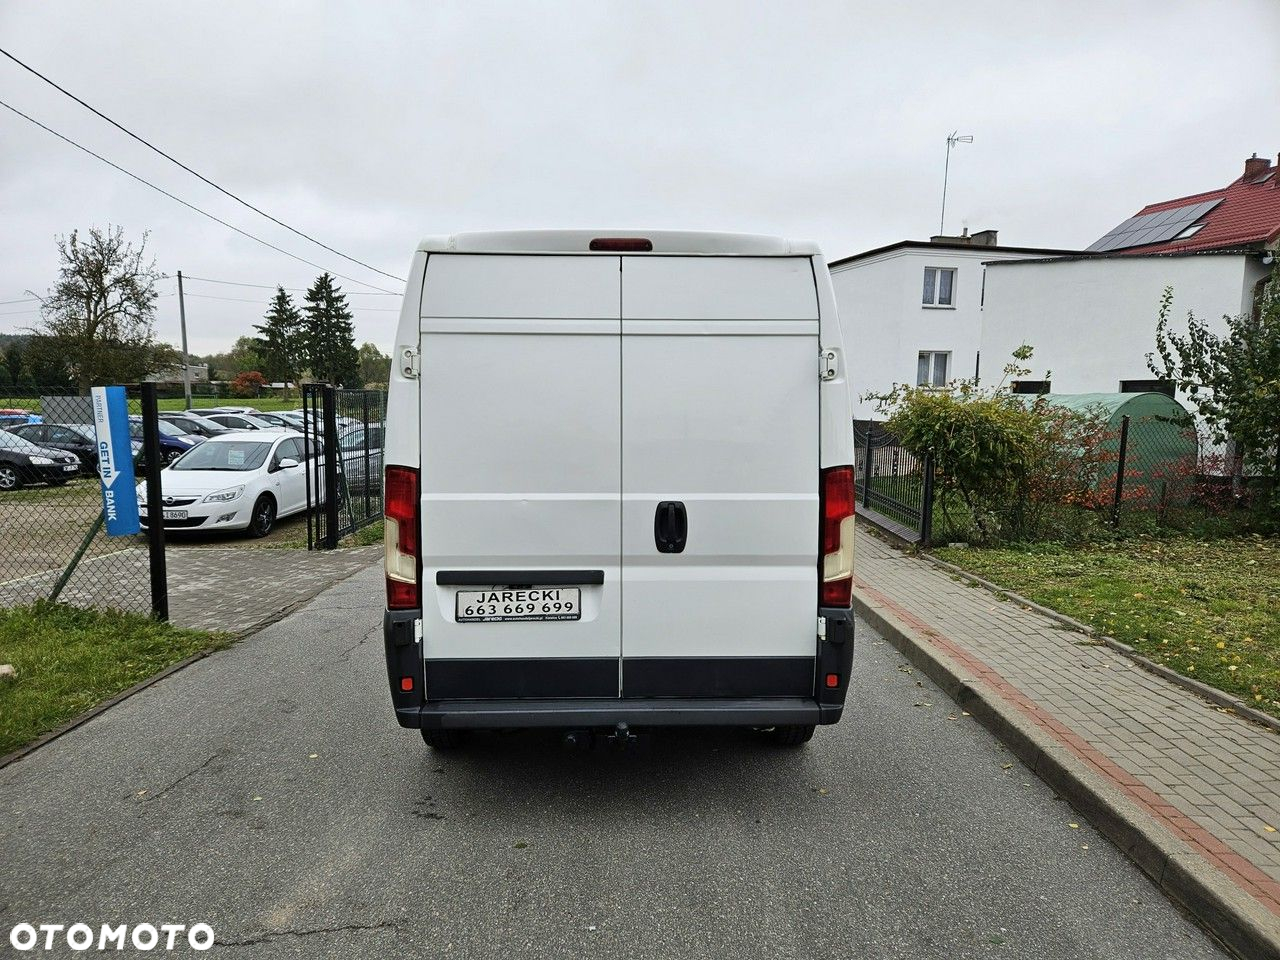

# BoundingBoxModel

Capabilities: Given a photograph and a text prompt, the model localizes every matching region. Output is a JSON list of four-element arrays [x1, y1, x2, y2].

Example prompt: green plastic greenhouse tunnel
[[1033, 393, 1200, 508]]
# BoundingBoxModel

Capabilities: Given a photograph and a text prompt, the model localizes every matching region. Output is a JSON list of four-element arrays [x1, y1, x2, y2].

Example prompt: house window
[[917, 351, 950, 387], [922, 267, 956, 306], [1011, 380, 1051, 395], [1119, 378, 1175, 398]]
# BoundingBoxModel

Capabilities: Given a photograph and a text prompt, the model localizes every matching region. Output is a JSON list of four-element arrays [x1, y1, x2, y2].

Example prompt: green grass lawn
[[935, 538, 1280, 719], [0, 603, 232, 756], [3, 395, 301, 414], [157, 396, 299, 412]]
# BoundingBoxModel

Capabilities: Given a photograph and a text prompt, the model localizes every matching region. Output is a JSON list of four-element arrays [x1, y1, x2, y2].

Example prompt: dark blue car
[[127, 415, 204, 464]]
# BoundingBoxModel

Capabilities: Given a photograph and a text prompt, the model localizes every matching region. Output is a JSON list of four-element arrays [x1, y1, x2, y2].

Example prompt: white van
[[381, 231, 855, 748]]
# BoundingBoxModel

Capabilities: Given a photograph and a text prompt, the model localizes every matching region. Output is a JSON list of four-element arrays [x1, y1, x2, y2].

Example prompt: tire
[[765, 724, 816, 747], [0, 466, 21, 491], [421, 728, 470, 750], [247, 494, 276, 538], [164, 449, 183, 465]]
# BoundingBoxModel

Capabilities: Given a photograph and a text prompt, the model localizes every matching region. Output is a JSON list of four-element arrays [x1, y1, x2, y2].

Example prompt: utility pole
[[939, 131, 973, 236], [177, 270, 192, 408]]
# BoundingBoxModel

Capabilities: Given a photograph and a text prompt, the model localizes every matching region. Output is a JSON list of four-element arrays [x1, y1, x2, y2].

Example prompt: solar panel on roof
[[1086, 198, 1223, 252]]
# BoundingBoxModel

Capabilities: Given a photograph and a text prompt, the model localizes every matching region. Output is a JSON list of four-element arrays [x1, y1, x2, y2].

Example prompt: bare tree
[[27, 225, 176, 394]]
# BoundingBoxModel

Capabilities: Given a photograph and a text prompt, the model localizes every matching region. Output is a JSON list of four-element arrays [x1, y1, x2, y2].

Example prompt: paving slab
[[853, 524, 1280, 959]]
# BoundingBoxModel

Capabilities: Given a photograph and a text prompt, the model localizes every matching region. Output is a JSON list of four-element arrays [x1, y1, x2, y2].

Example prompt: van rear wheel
[[421, 728, 469, 750], [764, 724, 815, 747]]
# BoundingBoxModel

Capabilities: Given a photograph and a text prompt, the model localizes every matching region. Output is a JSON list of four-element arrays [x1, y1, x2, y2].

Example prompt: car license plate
[[163, 510, 188, 520], [62, 464, 78, 472], [456, 588, 581, 623]]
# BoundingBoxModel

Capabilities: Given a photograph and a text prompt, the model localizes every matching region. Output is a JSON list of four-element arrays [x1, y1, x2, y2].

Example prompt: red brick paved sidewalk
[[852, 525, 1280, 956]]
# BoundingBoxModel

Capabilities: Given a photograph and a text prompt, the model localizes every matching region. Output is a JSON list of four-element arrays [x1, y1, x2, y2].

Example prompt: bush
[[873, 347, 1123, 545]]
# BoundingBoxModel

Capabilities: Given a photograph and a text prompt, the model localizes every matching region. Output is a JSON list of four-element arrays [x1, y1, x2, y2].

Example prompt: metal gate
[[303, 383, 387, 549], [853, 419, 934, 546]]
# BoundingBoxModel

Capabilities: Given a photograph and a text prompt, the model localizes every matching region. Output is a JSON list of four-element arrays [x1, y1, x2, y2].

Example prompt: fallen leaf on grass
[[1001, 763, 1013, 770], [1069, 823, 1079, 829]]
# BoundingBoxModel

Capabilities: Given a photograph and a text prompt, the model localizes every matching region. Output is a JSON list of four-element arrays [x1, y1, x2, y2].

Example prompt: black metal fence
[[0, 384, 168, 616], [302, 384, 386, 549], [853, 420, 934, 545]]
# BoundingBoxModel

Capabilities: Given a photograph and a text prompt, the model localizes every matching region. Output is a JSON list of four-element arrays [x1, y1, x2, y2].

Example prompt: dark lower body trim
[[405, 697, 833, 730], [426, 658, 617, 700], [622, 656, 814, 698], [423, 655, 816, 700]]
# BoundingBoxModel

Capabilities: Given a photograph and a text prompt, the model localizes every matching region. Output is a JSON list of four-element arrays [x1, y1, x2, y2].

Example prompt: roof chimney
[[1243, 152, 1271, 181], [928, 227, 1000, 246]]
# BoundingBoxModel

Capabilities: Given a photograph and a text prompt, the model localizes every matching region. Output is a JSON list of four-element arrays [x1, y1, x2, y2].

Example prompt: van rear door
[[417, 254, 622, 699], [619, 256, 819, 698]]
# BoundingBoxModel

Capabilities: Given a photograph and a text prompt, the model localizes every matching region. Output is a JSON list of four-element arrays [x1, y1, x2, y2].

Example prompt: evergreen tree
[[302, 273, 359, 386], [0, 363, 10, 387], [255, 287, 305, 388]]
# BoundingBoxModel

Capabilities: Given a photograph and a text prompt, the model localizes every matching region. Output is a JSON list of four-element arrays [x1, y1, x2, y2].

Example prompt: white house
[[829, 230, 1078, 418], [980, 152, 1280, 401], [980, 251, 1271, 398]]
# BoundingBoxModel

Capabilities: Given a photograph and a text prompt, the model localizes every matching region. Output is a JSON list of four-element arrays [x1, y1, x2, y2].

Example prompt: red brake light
[[384, 465, 420, 609], [589, 237, 653, 252], [820, 465, 855, 607]]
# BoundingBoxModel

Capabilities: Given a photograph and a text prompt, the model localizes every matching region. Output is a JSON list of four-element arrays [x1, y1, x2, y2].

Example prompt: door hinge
[[399, 345, 420, 379], [819, 348, 839, 381]]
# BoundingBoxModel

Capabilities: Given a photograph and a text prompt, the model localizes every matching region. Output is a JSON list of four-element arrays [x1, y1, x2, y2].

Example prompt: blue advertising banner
[[90, 386, 141, 536]]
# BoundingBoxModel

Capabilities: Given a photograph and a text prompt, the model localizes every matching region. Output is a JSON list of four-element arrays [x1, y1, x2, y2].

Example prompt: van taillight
[[820, 465, 855, 607], [384, 465, 420, 609]]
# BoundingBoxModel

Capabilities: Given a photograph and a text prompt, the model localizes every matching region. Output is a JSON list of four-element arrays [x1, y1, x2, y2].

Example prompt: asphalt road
[[0, 565, 1229, 959]]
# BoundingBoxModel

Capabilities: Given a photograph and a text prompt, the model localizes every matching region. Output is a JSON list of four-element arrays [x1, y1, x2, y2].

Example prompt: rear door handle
[[654, 500, 687, 553]]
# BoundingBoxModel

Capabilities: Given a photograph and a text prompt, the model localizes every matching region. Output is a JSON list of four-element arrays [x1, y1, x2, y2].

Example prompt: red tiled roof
[[1113, 164, 1280, 255]]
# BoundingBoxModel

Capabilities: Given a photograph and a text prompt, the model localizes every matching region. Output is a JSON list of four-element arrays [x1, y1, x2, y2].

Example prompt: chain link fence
[[0, 387, 158, 612]]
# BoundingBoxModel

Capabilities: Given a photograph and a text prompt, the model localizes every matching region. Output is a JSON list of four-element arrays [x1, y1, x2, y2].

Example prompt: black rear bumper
[[383, 607, 854, 730]]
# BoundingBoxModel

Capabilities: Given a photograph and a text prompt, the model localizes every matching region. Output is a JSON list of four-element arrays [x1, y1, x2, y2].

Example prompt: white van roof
[[416, 230, 820, 257]]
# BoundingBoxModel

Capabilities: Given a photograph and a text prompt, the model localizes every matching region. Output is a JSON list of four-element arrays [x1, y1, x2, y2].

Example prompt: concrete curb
[[922, 550, 1280, 736], [853, 587, 1280, 960], [0, 555, 377, 772]]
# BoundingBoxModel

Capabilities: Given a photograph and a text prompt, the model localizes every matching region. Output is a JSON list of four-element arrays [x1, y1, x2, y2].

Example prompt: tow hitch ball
[[561, 723, 638, 750], [607, 722, 638, 749]]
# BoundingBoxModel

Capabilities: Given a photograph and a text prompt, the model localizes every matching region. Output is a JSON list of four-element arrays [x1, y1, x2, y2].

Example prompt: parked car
[[0, 408, 41, 428], [127, 415, 204, 464], [5, 422, 142, 473], [380, 230, 855, 750], [275, 412, 307, 431], [0, 430, 80, 490], [158, 412, 234, 439], [200, 412, 289, 433], [185, 406, 261, 415], [337, 423, 384, 492], [247, 412, 295, 428], [137, 431, 320, 537]]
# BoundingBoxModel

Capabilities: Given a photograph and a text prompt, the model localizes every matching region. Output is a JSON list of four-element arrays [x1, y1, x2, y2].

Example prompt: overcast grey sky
[[2, 1, 1278, 355]]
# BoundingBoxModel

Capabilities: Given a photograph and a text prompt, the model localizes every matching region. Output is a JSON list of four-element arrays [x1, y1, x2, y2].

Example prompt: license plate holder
[[456, 587, 581, 623]]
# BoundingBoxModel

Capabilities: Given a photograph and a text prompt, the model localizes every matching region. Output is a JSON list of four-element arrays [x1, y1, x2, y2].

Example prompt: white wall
[[832, 246, 1045, 418], [980, 254, 1267, 398]]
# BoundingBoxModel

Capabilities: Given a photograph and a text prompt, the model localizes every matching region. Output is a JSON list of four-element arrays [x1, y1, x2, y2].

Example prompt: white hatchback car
[[137, 432, 315, 537]]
